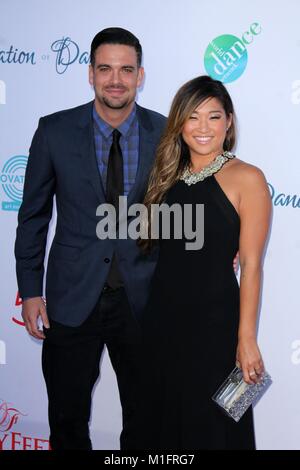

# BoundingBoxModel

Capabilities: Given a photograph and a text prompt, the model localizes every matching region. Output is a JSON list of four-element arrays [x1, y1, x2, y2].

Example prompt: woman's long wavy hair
[[140, 75, 237, 251]]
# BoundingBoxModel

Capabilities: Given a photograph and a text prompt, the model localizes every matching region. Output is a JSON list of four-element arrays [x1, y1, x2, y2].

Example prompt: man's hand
[[22, 297, 50, 340], [233, 251, 239, 274]]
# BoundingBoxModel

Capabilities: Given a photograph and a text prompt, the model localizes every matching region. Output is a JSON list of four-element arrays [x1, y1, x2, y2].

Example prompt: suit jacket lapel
[[76, 101, 106, 203], [75, 102, 158, 206]]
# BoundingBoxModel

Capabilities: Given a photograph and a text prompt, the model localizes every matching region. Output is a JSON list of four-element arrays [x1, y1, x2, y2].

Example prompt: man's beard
[[102, 96, 130, 109]]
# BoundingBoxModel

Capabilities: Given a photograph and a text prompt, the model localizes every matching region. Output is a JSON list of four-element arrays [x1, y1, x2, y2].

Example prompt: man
[[15, 28, 166, 450]]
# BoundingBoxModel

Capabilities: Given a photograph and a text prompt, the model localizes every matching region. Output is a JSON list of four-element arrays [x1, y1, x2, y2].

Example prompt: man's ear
[[137, 67, 145, 88], [88, 64, 94, 87]]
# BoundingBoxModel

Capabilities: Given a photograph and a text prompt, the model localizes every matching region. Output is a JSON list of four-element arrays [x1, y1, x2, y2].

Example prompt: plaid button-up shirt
[[93, 103, 139, 196]]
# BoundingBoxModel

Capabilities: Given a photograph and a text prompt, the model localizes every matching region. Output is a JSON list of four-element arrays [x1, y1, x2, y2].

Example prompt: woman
[[137, 76, 271, 449]]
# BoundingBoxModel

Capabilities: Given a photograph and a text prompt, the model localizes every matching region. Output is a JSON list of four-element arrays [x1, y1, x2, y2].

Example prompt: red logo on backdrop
[[0, 400, 26, 432], [12, 291, 25, 326], [0, 400, 50, 450]]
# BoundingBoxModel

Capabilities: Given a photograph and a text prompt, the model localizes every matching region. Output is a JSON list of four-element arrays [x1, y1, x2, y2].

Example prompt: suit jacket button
[[104, 258, 110, 263]]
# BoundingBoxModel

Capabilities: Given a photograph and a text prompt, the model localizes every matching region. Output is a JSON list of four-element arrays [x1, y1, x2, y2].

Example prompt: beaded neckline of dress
[[180, 151, 235, 186]]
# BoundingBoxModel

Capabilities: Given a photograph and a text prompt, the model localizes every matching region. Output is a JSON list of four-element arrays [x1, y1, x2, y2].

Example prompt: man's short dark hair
[[90, 27, 142, 67]]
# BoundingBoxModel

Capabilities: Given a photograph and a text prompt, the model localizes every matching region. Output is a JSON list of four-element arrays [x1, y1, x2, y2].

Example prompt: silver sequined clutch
[[212, 366, 272, 422]]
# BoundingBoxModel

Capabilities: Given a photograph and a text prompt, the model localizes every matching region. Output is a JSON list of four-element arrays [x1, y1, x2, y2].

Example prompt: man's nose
[[111, 69, 121, 84]]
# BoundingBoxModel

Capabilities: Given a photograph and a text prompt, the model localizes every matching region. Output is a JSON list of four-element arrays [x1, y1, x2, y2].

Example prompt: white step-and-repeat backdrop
[[1, 0, 299, 450]]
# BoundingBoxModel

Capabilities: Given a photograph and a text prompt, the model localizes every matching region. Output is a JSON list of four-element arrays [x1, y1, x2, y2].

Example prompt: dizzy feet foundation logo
[[12, 292, 25, 327], [0, 401, 26, 433], [204, 22, 262, 83], [0, 400, 50, 450], [1, 155, 27, 211]]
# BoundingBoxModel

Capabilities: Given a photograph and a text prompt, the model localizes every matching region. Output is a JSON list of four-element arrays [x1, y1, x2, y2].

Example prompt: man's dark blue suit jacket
[[15, 101, 166, 326]]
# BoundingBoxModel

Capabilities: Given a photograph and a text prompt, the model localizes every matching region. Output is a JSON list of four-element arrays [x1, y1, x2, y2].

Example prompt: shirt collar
[[93, 102, 137, 140]]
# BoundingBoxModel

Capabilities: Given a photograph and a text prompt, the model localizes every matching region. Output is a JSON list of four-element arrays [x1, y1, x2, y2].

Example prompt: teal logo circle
[[1, 155, 27, 202], [204, 34, 248, 83]]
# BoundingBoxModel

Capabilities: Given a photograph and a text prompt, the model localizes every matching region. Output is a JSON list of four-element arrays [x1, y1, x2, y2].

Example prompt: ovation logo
[[204, 22, 262, 83], [268, 183, 300, 208], [1, 155, 27, 211]]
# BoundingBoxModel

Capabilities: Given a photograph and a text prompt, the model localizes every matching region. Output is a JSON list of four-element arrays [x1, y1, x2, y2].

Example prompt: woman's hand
[[236, 337, 264, 384]]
